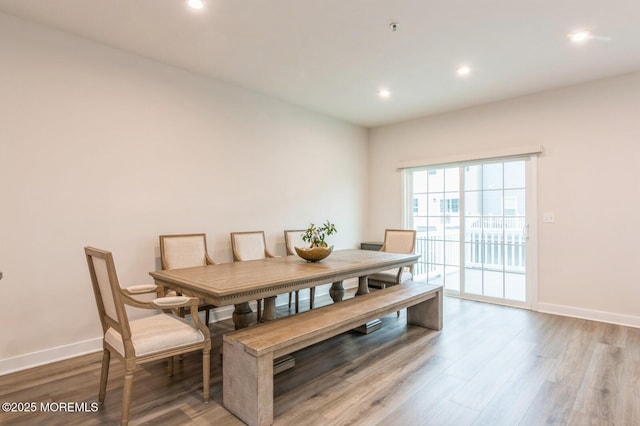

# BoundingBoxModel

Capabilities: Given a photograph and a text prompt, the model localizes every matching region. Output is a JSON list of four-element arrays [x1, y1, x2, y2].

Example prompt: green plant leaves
[[301, 220, 337, 247]]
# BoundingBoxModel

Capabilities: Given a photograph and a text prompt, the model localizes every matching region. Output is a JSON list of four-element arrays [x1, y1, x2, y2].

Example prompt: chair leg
[[288, 292, 293, 309], [256, 299, 262, 323], [310, 287, 315, 309], [295, 290, 300, 313], [98, 349, 110, 404], [205, 308, 210, 326], [121, 370, 134, 426], [203, 349, 210, 403]]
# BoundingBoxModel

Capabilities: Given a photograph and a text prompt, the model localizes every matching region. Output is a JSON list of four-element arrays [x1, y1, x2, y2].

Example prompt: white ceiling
[[2, 0, 640, 127]]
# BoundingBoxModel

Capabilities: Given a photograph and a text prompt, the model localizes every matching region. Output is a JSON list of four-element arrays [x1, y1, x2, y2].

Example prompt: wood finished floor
[[2, 293, 639, 425]]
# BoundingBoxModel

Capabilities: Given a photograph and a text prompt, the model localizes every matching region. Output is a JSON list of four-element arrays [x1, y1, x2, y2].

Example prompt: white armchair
[[85, 246, 211, 426]]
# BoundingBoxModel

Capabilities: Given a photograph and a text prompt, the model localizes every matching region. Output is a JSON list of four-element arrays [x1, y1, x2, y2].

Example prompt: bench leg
[[407, 288, 443, 331], [223, 338, 274, 426]]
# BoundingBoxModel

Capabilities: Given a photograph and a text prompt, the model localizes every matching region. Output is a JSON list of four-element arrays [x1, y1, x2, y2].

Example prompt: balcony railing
[[414, 217, 526, 277]]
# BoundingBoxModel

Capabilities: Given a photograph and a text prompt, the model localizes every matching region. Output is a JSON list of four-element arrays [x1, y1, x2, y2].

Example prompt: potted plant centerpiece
[[295, 220, 337, 262]]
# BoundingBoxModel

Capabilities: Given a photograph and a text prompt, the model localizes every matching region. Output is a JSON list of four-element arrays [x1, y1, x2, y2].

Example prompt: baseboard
[[0, 305, 237, 376], [537, 303, 640, 328], [0, 337, 104, 376], [0, 283, 346, 376]]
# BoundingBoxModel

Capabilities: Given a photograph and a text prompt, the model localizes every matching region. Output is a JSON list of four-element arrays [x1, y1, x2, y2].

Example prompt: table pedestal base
[[232, 302, 255, 329], [262, 297, 296, 373], [353, 275, 382, 334], [233, 296, 280, 329], [355, 275, 370, 296], [230, 300, 296, 374], [354, 319, 382, 334], [329, 280, 344, 302], [261, 296, 277, 322]]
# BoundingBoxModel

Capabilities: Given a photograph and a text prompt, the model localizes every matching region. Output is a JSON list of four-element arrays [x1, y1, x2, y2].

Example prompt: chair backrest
[[381, 229, 417, 254], [230, 231, 271, 261], [284, 230, 306, 256], [159, 233, 214, 270], [85, 247, 132, 346]]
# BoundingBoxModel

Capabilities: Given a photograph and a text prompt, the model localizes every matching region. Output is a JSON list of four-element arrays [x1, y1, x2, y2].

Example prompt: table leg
[[329, 280, 345, 302], [232, 302, 255, 330], [261, 295, 295, 373], [229, 299, 296, 375], [354, 275, 381, 334], [355, 275, 370, 296], [261, 296, 277, 322]]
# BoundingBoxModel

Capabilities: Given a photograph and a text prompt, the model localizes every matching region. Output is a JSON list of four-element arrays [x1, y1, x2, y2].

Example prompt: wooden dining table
[[149, 248, 421, 329]]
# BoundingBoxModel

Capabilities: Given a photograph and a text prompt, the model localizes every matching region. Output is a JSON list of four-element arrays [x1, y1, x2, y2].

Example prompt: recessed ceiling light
[[378, 88, 391, 99], [188, 0, 204, 10], [569, 31, 591, 43], [456, 66, 471, 76]]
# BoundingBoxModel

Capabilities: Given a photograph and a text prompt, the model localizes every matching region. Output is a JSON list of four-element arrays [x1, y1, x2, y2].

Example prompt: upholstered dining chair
[[159, 233, 216, 324], [230, 231, 276, 262], [230, 231, 289, 322], [368, 229, 417, 289], [284, 229, 316, 312], [85, 247, 210, 426]]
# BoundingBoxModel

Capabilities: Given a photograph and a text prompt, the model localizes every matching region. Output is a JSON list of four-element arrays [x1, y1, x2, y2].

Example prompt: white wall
[[0, 13, 367, 372], [368, 72, 640, 326]]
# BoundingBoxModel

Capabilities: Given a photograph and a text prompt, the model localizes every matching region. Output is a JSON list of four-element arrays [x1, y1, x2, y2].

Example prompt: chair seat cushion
[[368, 269, 413, 285], [105, 314, 205, 356]]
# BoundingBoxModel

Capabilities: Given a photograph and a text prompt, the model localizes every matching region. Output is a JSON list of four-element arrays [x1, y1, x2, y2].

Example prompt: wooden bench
[[222, 280, 443, 426]]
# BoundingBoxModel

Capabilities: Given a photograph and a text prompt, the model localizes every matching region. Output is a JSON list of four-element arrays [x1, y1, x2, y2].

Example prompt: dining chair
[[230, 230, 289, 321], [230, 231, 276, 261], [284, 229, 316, 312], [159, 233, 216, 324], [85, 247, 210, 426], [368, 229, 417, 289]]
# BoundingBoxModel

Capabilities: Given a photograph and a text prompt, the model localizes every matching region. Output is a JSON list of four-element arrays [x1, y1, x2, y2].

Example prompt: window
[[404, 158, 535, 309], [440, 198, 459, 213]]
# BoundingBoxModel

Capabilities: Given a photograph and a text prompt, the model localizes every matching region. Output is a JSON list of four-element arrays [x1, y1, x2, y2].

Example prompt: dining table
[[149, 248, 421, 329]]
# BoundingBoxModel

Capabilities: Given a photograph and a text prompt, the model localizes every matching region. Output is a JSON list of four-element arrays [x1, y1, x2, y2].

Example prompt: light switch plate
[[543, 212, 555, 223]]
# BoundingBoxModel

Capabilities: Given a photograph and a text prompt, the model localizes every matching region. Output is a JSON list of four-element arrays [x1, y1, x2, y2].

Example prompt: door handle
[[522, 224, 529, 239]]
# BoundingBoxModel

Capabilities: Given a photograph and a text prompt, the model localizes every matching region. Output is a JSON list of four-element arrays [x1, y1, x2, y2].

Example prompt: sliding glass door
[[405, 157, 534, 308]]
